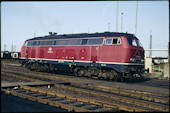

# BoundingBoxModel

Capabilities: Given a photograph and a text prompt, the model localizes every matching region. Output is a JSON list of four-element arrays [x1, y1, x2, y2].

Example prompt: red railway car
[[20, 32, 145, 81]]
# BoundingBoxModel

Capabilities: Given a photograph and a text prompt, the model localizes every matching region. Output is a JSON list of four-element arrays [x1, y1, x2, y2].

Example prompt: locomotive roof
[[28, 32, 136, 41]]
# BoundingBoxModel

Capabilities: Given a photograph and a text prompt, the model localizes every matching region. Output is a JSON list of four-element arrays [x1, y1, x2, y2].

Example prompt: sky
[[1, 1, 169, 57]]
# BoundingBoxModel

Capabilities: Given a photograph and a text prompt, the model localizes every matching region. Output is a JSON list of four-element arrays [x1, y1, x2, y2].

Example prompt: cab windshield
[[136, 39, 143, 47], [23, 41, 28, 46], [127, 38, 143, 47]]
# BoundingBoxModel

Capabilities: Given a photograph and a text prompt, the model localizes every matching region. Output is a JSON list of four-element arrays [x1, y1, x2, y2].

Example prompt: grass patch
[[158, 72, 164, 79], [152, 65, 164, 72]]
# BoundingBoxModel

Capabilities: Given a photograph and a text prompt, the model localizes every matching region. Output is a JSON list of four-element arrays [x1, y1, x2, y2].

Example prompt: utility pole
[[14, 45, 16, 52], [149, 30, 152, 58], [168, 42, 170, 62], [34, 31, 36, 37], [11, 44, 13, 52], [4, 45, 6, 51], [121, 13, 123, 32], [135, 0, 138, 35], [108, 23, 110, 32], [116, 0, 119, 32]]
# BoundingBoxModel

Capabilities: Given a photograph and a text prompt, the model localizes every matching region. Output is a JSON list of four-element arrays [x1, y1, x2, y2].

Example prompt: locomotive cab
[[20, 40, 29, 65], [127, 37, 144, 63], [124, 36, 145, 76]]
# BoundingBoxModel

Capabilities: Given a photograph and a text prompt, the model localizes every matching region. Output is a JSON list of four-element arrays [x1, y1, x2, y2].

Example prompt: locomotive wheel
[[129, 74, 133, 82], [87, 68, 94, 78], [46, 64, 50, 72], [26, 63, 31, 69], [105, 71, 113, 80], [49, 64, 54, 72], [21, 63, 26, 67], [74, 67, 81, 76], [42, 64, 49, 72], [76, 69, 84, 77], [34, 63, 39, 71], [74, 67, 85, 77], [30, 63, 36, 71], [120, 74, 124, 82], [37, 64, 41, 71], [139, 73, 144, 78], [111, 70, 119, 82], [37, 63, 44, 72], [98, 70, 103, 79], [114, 75, 119, 82]]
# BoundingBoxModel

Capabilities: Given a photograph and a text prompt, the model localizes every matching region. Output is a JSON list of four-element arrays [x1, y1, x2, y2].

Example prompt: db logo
[[47, 48, 53, 53]]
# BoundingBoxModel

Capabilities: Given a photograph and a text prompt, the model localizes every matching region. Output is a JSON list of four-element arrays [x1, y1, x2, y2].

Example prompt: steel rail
[[78, 84, 169, 104], [1, 88, 91, 112], [97, 85, 169, 97], [2, 64, 76, 79], [2, 65, 169, 98], [2, 69, 169, 105], [53, 84, 169, 112], [1, 72, 41, 82], [20, 85, 147, 112], [2, 70, 146, 111], [1, 72, 151, 112], [1, 69, 76, 81]]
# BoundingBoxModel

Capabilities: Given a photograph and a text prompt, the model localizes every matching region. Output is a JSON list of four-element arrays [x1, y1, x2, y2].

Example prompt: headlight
[[130, 58, 144, 63], [141, 59, 144, 63]]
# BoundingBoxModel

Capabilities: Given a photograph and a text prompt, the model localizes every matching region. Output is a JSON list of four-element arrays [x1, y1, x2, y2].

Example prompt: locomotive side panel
[[57, 46, 91, 61], [99, 36, 126, 63], [56, 48, 65, 59], [65, 49, 76, 60]]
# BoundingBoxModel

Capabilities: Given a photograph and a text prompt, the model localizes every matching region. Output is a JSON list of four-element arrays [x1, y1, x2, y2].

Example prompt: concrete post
[[145, 57, 152, 73], [164, 63, 169, 78]]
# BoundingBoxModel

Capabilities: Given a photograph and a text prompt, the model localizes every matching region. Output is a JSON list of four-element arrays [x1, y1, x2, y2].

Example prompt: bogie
[[73, 66, 124, 82]]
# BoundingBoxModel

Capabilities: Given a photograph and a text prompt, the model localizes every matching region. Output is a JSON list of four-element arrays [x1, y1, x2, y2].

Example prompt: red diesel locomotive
[[20, 32, 145, 81]]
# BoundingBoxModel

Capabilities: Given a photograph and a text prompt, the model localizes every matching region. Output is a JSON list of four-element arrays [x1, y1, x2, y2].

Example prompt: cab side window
[[112, 39, 118, 44], [105, 38, 112, 45], [105, 37, 121, 45]]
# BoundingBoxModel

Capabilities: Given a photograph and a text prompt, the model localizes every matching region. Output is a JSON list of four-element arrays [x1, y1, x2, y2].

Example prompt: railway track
[[2, 85, 116, 112], [1, 70, 169, 112], [2, 64, 169, 89], [2, 69, 169, 98], [2, 64, 78, 80]]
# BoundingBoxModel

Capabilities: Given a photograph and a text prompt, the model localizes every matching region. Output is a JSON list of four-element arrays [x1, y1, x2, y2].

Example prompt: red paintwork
[[20, 36, 144, 63]]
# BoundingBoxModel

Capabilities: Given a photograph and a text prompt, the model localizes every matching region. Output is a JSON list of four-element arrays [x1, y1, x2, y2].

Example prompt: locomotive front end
[[125, 36, 145, 77]]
